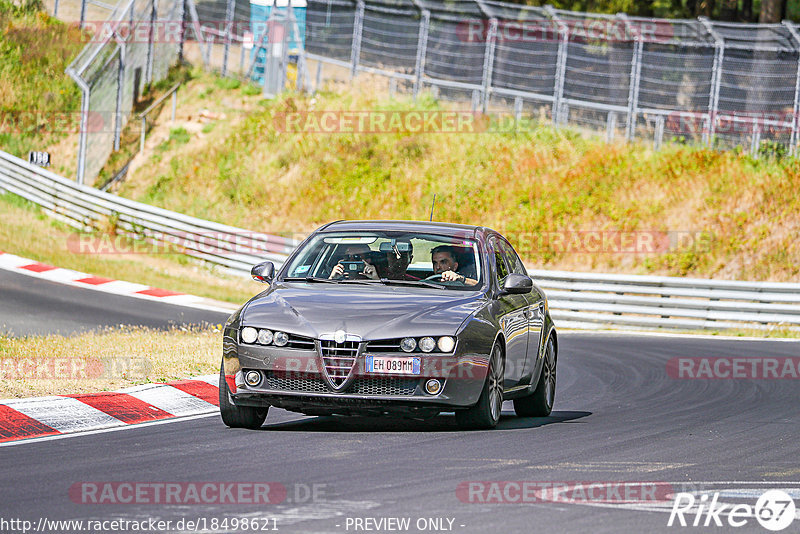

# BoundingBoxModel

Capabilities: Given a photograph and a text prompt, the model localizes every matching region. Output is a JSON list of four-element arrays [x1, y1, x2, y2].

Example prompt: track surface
[[2, 331, 799, 533], [0, 269, 230, 335]]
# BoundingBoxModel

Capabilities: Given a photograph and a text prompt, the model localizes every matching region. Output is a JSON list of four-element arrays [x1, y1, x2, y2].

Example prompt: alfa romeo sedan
[[220, 220, 557, 429]]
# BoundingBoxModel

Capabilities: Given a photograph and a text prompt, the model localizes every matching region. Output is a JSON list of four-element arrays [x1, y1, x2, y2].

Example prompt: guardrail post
[[350, 0, 365, 79], [140, 117, 147, 152], [700, 18, 724, 146], [221, 0, 235, 77], [654, 115, 665, 150], [606, 112, 617, 142], [412, 7, 429, 100], [625, 34, 643, 141], [171, 89, 177, 121], [783, 21, 800, 156]]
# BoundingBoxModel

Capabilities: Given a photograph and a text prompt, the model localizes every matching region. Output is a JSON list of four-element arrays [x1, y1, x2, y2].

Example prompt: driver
[[329, 244, 379, 280], [431, 245, 478, 286]]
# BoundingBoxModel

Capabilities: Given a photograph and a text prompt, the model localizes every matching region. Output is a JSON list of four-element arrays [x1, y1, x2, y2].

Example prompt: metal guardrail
[[0, 150, 297, 274], [2, 148, 799, 331]]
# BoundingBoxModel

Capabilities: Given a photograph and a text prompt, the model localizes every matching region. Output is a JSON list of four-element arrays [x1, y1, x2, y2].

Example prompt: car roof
[[318, 220, 492, 239]]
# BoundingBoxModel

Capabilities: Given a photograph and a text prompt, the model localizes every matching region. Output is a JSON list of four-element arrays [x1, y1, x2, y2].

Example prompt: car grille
[[366, 339, 403, 352], [263, 372, 417, 396], [320, 340, 359, 388]]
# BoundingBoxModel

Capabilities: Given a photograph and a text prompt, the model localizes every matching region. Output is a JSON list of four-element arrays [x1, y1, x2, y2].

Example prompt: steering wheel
[[425, 273, 464, 285]]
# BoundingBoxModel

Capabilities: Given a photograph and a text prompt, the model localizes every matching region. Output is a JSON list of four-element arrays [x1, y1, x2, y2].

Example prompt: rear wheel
[[219, 364, 269, 429], [456, 342, 504, 430], [513, 336, 556, 417]]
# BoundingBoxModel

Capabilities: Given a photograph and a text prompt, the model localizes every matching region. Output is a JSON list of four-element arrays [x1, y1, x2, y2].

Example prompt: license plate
[[366, 355, 421, 375]]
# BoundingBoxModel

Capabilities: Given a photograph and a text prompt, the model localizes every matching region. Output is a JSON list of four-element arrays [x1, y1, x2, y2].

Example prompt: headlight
[[273, 331, 289, 347], [257, 329, 273, 345], [400, 337, 417, 352], [437, 336, 455, 352], [241, 327, 258, 344], [419, 337, 436, 353]]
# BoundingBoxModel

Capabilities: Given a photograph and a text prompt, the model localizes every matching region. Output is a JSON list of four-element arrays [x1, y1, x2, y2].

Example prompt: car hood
[[240, 282, 485, 339]]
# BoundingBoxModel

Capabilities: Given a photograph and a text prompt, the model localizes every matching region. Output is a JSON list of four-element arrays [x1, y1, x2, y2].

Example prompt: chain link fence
[[48, 0, 800, 184], [304, 0, 800, 156]]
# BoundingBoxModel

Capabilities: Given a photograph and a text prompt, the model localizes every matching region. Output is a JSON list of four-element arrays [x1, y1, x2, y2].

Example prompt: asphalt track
[[2, 298, 799, 534], [0, 269, 230, 336]]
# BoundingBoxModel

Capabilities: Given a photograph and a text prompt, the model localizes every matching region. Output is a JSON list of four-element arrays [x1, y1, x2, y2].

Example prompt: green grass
[[0, 0, 85, 159], [117, 80, 800, 283]]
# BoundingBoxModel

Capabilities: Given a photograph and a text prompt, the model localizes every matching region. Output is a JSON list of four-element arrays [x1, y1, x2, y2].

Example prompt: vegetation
[[0, 0, 85, 160], [0, 325, 219, 397], [0, 192, 257, 304], [115, 76, 800, 283]]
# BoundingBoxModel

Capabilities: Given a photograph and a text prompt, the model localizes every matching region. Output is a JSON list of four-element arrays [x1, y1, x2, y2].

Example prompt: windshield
[[282, 231, 483, 290]]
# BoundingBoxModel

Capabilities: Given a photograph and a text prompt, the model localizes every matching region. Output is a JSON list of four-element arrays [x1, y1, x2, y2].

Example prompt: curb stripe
[[136, 288, 184, 297], [0, 405, 60, 443], [124, 385, 218, 417], [68, 392, 173, 424], [1, 397, 125, 434], [75, 276, 114, 285], [21, 262, 57, 273], [168, 380, 221, 406]]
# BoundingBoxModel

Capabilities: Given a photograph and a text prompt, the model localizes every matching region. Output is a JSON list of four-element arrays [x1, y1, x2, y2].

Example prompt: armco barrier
[[0, 150, 297, 273], [2, 148, 799, 331]]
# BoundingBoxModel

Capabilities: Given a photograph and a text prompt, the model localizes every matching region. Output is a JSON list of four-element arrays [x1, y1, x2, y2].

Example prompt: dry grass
[[0, 325, 220, 398], [117, 77, 800, 282], [0, 193, 259, 304]]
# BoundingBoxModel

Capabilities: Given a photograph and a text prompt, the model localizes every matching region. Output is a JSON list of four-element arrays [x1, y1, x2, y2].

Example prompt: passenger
[[431, 245, 478, 286], [329, 244, 379, 280], [382, 240, 419, 280]]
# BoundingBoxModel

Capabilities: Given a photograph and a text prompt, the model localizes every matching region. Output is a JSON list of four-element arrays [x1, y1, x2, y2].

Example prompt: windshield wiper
[[283, 276, 341, 283], [377, 278, 446, 290]]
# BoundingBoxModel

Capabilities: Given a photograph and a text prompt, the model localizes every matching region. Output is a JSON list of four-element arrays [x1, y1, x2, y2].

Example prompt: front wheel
[[219, 364, 269, 429], [456, 342, 504, 430], [513, 335, 556, 417]]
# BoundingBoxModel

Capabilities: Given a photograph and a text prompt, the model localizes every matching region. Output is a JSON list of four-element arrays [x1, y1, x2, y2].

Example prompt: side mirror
[[500, 273, 532, 295], [251, 261, 274, 283]]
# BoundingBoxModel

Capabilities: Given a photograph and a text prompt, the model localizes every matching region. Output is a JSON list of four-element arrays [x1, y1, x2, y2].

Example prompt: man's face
[[386, 249, 412, 277], [342, 245, 371, 263], [432, 251, 458, 274]]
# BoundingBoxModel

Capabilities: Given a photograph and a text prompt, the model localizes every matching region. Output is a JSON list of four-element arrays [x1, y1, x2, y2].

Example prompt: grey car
[[220, 220, 558, 430]]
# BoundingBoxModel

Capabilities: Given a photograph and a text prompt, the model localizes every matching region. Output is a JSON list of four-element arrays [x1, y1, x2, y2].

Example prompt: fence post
[[350, 0, 365, 79], [114, 47, 125, 152], [145, 0, 157, 85], [53, 0, 59, 18], [221, 0, 235, 76], [412, 7, 429, 100], [606, 112, 617, 142], [67, 70, 90, 185], [546, 6, 568, 127], [480, 17, 498, 112], [783, 21, 800, 156], [79, 0, 86, 28], [625, 34, 643, 141], [700, 18, 723, 146], [186, 0, 210, 68]]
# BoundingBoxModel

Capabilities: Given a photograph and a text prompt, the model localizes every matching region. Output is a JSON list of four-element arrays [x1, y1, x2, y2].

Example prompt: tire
[[456, 342, 504, 430], [219, 364, 269, 429], [513, 335, 556, 417]]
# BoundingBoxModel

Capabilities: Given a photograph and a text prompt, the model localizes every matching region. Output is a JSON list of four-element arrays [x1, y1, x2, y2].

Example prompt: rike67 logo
[[668, 490, 796, 531]]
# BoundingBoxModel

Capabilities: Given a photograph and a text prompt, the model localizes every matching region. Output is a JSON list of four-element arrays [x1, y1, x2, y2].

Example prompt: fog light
[[244, 370, 262, 387], [419, 337, 436, 353], [241, 327, 258, 344], [425, 379, 442, 395]]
